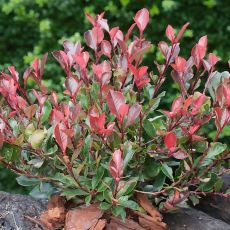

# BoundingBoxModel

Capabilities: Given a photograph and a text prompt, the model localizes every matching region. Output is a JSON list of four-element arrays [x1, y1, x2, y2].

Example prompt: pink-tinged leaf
[[40, 52, 48, 79], [125, 104, 141, 128], [97, 12, 109, 32], [214, 107, 230, 132], [125, 23, 136, 41], [202, 59, 211, 72], [172, 150, 188, 160], [208, 53, 218, 66], [54, 123, 68, 155], [118, 104, 129, 124], [191, 93, 206, 115], [92, 61, 111, 80], [158, 41, 169, 58], [75, 51, 90, 69], [50, 109, 64, 126], [64, 77, 82, 98], [109, 149, 123, 184], [24, 105, 37, 120], [32, 58, 39, 76], [175, 22, 190, 43], [52, 50, 69, 73], [51, 91, 58, 108], [33, 89, 47, 107], [172, 96, 183, 114], [216, 83, 230, 107], [101, 40, 112, 58], [164, 132, 177, 152], [8, 66, 19, 82], [129, 64, 150, 90], [134, 8, 149, 34], [171, 56, 187, 73], [228, 60, 230, 68], [198, 35, 208, 52], [0, 132, 4, 149], [84, 27, 104, 50], [69, 103, 81, 123], [166, 25, 175, 43], [107, 90, 126, 118], [109, 27, 124, 47], [23, 67, 33, 85], [104, 122, 115, 136], [89, 112, 106, 135], [85, 12, 96, 26]]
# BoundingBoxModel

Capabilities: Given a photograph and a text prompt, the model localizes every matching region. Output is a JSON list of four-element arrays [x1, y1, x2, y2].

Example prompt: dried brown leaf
[[89, 219, 106, 230], [65, 203, 104, 230], [136, 193, 162, 220]]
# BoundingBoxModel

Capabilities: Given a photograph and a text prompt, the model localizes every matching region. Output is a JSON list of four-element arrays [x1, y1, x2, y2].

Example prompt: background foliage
[[0, 0, 229, 193]]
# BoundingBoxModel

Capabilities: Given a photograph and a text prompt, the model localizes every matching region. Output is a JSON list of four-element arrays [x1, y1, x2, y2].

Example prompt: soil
[[0, 191, 230, 230]]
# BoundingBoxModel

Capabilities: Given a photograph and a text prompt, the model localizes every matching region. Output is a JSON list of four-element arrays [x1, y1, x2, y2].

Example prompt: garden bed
[[0, 191, 229, 230]]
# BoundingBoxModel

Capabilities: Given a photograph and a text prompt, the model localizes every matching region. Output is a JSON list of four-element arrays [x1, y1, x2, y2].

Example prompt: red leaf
[[0, 132, 4, 149], [109, 149, 123, 183], [54, 123, 68, 154], [164, 132, 177, 152], [175, 22, 190, 43], [208, 53, 218, 66], [158, 41, 169, 58], [166, 25, 175, 43], [8, 66, 19, 82], [64, 77, 82, 98], [84, 27, 104, 50], [52, 51, 69, 74], [101, 40, 112, 58], [107, 90, 126, 119], [109, 27, 124, 47], [125, 22, 136, 41], [172, 150, 188, 160], [40, 52, 48, 79], [129, 64, 150, 89], [134, 8, 149, 34], [125, 104, 141, 128], [171, 56, 187, 73], [214, 107, 230, 132], [74, 51, 89, 69], [50, 109, 64, 126]]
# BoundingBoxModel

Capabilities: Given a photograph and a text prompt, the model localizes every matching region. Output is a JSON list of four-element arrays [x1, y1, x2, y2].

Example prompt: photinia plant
[[0, 8, 229, 220]]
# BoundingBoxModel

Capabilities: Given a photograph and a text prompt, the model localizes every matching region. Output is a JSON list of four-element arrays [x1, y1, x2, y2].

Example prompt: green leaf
[[92, 167, 104, 189], [54, 173, 77, 188], [30, 130, 45, 149], [41, 101, 52, 123], [152, 172, 166, 191], [100, 202, 112, 210], [28, 158, 44, 168], [29, 183, 57, 199], [143, 119, 156, 137], [189, 193, 200, 206], [123, 142, 134, 170], [118, 197, 140, 211], [201, 142, 227, 166], [199, 173, 218, 191], [1, 143, 20, 162], [143, 159, 160, 179], [97, 177, 113, 192], [16, 176, 40, 187], [111, 206, 126, 220], [116, 179, 138, 198], [85, 194, 92, 205], [161, 163, 174, 181], [61, 189, 88, 199], [103, 190, 113, 203]]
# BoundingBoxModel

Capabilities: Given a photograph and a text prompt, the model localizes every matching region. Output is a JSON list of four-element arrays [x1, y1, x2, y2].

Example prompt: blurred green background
[[0, 0, 229, 193]]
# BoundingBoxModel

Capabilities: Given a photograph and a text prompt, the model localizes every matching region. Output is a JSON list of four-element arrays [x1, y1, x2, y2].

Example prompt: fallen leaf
[[65, 203, 104, 230], [89, 219, 106, 230], [39, 194, 66, 229], [136, 193, 162, 220], [139, 217, 166, 230], [107, 216, 145, 230]]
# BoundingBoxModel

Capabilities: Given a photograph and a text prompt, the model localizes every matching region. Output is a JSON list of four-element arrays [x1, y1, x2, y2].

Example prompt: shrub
[[0, 8, 229, 218]]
